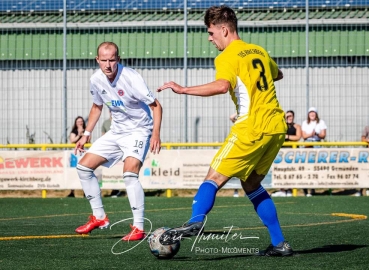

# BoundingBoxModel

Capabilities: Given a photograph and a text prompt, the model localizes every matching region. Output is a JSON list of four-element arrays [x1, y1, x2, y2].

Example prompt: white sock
[[76, 164, 105, 220], [124, 172, 144, 230]]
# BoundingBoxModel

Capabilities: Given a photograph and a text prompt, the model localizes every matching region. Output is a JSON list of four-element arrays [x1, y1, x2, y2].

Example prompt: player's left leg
[[121, 157, 146, 241], [119, 134, 150, 241]]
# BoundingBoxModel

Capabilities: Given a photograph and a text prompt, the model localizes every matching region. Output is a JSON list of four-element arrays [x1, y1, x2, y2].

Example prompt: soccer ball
[[148, 227, 180, 259]]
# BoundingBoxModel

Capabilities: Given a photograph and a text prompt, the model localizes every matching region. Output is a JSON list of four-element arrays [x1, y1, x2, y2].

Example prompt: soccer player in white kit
[[74, 42, 162, 241]]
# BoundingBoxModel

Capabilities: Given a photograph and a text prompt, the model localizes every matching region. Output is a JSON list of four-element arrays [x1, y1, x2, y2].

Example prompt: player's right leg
[[160, 168, 229, 245], [75, 132, 123, 234], [75, 153, 109, 234]]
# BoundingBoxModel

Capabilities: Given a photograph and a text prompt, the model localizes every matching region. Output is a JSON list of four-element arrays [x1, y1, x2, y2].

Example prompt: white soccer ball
[[148, 227, 180, 259]]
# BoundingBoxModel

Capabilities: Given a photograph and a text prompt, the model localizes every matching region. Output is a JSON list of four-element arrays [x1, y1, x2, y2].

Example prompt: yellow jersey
[[215, 40, 286, 141]]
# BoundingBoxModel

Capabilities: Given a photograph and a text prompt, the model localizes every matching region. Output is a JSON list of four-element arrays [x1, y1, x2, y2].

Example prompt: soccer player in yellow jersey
[[157, 6, 292, 256]]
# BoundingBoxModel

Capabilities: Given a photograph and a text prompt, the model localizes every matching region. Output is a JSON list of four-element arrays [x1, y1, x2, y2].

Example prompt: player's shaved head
[[97, 42, 119, 58]]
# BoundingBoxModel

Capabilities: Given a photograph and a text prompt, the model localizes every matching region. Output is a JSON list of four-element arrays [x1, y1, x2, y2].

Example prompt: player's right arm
[[74, 103, 103, 155]]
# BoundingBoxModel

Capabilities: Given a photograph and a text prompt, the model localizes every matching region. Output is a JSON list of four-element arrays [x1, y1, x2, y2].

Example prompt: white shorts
[[88, 130, 151, 168]]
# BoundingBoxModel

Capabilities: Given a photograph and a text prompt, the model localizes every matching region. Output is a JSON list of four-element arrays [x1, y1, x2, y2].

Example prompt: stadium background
[[0, 0, 368, 145]]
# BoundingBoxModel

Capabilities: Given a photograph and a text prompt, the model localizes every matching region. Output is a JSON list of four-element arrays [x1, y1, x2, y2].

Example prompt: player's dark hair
[[97, 41, 119, 58], [71, 116, 86, 134], [286, 110, 295, 117], [204, 5, 238, 33]]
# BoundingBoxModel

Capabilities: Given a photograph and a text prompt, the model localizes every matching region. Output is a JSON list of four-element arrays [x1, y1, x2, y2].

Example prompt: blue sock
[[247, 185, 285, 246], [189, 180, 218, 223]]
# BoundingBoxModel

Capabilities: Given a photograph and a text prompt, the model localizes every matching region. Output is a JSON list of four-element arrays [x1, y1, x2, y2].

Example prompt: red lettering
[[30, 158, 40, 168], [5, 161, 15, 168], [52, 157, 63, 167], [40, 158, 51, 167], [14, 159, 29, 168]]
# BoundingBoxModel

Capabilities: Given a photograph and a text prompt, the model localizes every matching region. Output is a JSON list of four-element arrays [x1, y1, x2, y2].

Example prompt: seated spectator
[[301, 107, 327, 197], [272, 110, 301, 197]]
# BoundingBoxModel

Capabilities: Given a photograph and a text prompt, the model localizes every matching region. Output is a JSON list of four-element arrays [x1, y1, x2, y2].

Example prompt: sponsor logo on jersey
[[101, 89, 107, 94], [111, 100, 125, 107], [105, 100, 127, 112], [118, 89, 124, 96]]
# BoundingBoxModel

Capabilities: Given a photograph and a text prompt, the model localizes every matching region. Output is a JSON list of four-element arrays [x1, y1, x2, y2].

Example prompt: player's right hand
[[74, 136, 89, 155]]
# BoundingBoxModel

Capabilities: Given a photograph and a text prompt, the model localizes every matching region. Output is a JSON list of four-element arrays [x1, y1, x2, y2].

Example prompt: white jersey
[[90, 64, 155, 136]]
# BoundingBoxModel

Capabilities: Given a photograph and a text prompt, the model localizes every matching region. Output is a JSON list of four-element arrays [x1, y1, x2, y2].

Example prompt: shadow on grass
[[296, 244, 367, 254]]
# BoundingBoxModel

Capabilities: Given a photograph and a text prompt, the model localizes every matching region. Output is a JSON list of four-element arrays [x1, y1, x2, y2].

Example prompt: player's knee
[[123, 172, 139, 185], [243, 171, 265, 192], [76, 164, 94, 180]]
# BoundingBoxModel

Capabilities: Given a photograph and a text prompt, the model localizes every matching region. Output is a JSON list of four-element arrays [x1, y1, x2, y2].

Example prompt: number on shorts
[[252, 58, 268, 91], [134, 140, 144, 148]]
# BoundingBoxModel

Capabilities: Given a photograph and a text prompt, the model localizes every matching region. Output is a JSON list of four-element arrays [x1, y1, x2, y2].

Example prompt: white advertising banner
[[1, 148, 368, 190], [272, 148, 369, 188], [0, 151, 65, 190], [100, 150, 218, 189]]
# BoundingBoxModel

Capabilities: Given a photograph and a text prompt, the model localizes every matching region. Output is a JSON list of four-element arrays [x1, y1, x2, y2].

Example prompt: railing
[[1, 142, 368, 150]]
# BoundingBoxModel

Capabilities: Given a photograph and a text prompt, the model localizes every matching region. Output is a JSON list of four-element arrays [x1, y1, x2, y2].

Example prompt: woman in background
[[68, 116, 88, 197], [301, 107, 327, 196], [272, 110, 301, 197]]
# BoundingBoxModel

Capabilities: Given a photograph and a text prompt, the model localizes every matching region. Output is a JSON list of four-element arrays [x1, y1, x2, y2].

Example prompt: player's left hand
[[150, 134, 161, 154], [157, 81, 185, 94]]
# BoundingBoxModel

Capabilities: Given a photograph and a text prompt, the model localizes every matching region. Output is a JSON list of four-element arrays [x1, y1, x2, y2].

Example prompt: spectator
[[301, 107, 327, 196], [272, 110, 301, 197], [68, 116, 88, 197]]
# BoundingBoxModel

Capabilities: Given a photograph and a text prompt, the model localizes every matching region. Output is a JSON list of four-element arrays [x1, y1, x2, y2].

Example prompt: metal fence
[[0, 0, 368, 145]]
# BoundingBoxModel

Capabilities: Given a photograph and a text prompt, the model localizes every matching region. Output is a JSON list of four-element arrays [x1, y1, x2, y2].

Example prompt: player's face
[[76, 118, 84, 127], [308, 111, 317, 120], [96, 46, 120, 80], [285, 113, 294, 123], [207, 24, 226, 51]]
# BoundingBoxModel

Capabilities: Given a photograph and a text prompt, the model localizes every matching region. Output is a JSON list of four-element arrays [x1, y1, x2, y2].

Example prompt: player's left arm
[[149, 99, 162, 154], [157, 79, 229, 96]]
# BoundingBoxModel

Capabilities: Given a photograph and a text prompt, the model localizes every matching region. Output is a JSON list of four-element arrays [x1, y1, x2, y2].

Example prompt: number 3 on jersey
[[252, 58, 269, 91]]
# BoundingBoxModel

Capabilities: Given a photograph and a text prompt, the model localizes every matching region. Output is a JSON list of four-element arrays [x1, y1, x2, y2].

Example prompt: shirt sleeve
[[269, 56, 279, 80], [319, 120, 327, 130], [131, 71, 156, 105], [214, 55, 237, 90], [90, 82, 103, 106]]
